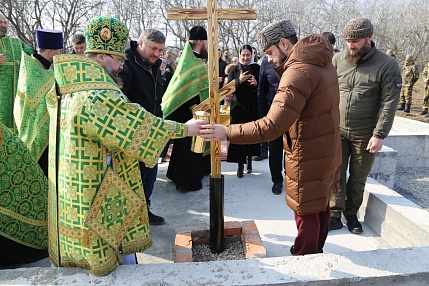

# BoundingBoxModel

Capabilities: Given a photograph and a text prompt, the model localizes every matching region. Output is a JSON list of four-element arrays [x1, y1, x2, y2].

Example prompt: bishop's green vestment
[[47, 54, 188, 276], [0, 36, 33, 131]]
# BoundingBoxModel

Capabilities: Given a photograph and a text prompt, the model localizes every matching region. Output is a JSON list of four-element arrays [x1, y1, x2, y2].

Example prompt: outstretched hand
[[199, 124, 228, 141], [185, 118, 208, 137]]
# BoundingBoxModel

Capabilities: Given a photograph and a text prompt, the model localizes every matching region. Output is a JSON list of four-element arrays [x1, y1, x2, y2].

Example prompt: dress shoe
[[290, 245, 295, 255], [272, 182, 282, 195], [253, 149, 268, 161], [345, 215, 363, 234], [329, 217, 343, 231], [148, 210, 165, 225], [246, 156, 252, 174], [237, 163, 244, 178], [421, 109, 428, 115]]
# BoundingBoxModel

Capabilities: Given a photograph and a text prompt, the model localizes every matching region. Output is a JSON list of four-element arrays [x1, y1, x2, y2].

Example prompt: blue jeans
[[139, 162, 158, 206]]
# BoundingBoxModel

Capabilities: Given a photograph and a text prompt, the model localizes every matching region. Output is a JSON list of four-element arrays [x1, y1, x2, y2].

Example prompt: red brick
[[241, 220, 259, 237], [175, 232, 192, 248], [243, 238, 266, 259], [174, 248, 193, 263], [173, 220, 266, 262], [192, 229, 209, 240], [174, 232, 193, 263], [224, 221, 242, 236]]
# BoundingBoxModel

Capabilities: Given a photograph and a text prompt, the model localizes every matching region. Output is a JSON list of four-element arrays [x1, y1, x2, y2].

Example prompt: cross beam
[[168, 9, 257, 21], [167, 2, 256, 178]]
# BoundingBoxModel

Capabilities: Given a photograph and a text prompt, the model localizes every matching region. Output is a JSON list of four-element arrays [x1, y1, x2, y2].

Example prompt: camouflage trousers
[[400, 86, 414, 104], [423, 85, 429, 110]]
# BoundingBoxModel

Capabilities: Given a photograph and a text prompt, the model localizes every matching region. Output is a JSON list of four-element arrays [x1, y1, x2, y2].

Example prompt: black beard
[[278, 49, 288, 66], [346, 41, 372, 64]]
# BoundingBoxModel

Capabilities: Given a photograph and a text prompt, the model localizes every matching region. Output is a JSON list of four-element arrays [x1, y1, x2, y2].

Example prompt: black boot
[[147, 206, 165, 225], [404, 104, 411, 113], [397, 103, 405, 110], [237, 163, 244, 178], [246, 156, 252, 174], [420, 109, 428, 115]]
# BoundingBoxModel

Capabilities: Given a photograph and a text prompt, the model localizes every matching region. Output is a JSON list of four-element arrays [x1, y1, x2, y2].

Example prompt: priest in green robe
[[47, 16, 206, 276], [0, 123, 49, 267], [161, 26, 211, 192], [14, 29, 63, 176], [0, 12, 33, 131]]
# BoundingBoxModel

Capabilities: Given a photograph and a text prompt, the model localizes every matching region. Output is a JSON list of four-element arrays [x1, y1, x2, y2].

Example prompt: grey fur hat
[[343, 18, 373, 40], [257, 20, 296, 51]]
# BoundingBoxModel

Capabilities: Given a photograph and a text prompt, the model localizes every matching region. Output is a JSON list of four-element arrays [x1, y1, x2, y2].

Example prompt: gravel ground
[[393, 167, 429, 211], [193, 241, 245, 262]]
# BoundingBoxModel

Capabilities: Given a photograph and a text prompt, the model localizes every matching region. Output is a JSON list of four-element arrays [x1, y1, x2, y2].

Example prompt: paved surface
[[2, 160, 429, 285], [18, 158, 387, 269], [2, 116, 428, 284]]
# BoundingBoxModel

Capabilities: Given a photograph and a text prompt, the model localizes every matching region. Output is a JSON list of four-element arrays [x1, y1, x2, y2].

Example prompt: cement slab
[[2, 117, 429, 284], [389, 116, 429, 135]]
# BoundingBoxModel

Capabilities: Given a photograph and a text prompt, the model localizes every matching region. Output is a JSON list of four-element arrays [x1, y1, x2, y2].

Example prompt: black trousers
[[269, 135, 284, 183]]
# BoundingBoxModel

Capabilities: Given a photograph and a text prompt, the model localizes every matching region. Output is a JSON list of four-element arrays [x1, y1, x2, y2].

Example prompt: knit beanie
[[343, 18, 373, 40]]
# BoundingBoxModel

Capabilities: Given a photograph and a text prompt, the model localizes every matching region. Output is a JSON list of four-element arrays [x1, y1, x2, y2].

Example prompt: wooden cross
[[168, 1, 256, 178]]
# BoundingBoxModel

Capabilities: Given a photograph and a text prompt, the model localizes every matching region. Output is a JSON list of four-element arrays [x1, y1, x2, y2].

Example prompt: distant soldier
[[421, 62, 429, 116], [398, 54, 419, 113]]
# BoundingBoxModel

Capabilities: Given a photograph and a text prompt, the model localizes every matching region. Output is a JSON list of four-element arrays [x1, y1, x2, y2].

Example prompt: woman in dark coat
[[227, 44, 261, 178]]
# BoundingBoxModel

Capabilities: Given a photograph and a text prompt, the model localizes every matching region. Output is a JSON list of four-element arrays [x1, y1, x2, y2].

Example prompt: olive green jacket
[[332, 43, 401, 139]]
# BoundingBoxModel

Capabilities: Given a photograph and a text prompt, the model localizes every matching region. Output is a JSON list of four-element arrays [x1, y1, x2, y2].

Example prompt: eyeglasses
[[107, 54, 125, 65]]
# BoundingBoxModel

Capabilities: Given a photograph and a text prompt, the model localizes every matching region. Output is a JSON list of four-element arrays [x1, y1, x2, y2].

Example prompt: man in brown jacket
[[200, 20, 341, 256]]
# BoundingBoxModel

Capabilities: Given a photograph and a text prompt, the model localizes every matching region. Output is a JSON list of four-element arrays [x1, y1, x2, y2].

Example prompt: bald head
[[0, 12, 8, 37]]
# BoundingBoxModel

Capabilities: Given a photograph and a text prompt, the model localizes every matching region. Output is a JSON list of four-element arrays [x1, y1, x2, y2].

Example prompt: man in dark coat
[[257, 55, 284, 194], [161, 26, 211, 192], [120, 29, 166, 225], [218, 48, 227, 89]]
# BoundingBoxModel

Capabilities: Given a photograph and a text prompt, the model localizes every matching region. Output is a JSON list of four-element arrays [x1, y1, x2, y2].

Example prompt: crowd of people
[[0, 9, 420, 276]]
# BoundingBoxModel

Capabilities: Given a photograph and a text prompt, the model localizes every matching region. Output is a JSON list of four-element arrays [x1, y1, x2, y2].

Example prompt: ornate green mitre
[[84, 16, 128, 58]]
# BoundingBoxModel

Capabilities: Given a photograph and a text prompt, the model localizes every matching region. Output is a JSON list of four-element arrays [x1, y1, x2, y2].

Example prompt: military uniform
[[398, 54, 419, 113], [421, 63, 429, 115]]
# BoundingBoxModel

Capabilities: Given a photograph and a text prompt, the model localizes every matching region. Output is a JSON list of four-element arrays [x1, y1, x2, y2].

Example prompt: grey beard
[[112, 75, 123, 88], [0, 28, 7, 37], [105, 66, 123, 88]]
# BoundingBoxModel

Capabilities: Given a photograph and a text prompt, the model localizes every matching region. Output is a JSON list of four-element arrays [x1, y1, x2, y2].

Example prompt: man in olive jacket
[[200, 20, 341, 256], [329, 18, 401, 234]]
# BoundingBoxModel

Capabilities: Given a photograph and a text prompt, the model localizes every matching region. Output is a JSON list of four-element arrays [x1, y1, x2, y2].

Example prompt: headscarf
[[239, 44, 254, 65]]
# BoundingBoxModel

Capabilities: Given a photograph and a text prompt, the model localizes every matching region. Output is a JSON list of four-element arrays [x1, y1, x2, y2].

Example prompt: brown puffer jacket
[[227, 34, 341, 215]]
